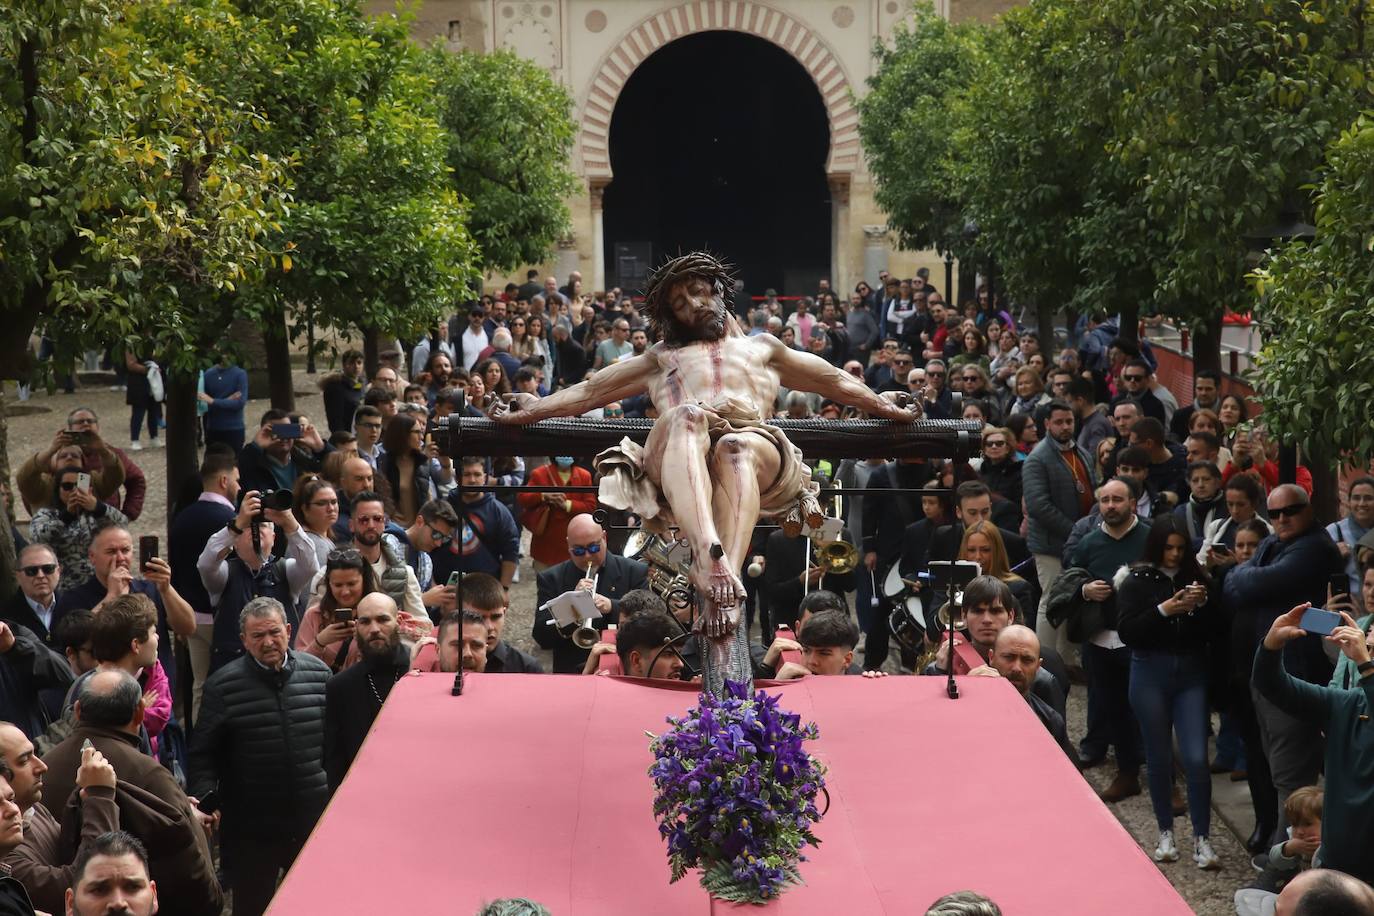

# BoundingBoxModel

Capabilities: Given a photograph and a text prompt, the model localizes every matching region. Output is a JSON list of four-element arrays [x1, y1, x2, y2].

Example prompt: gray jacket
[[1022, 437, 1096, 556]]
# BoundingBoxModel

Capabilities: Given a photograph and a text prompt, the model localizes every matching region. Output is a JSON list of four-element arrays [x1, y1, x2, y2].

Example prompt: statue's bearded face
[[666, 276, 726, 343]]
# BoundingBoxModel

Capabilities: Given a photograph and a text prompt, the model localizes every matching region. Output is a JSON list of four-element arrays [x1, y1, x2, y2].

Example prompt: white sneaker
[[147, 437, 161, 448], [1193, 836, 1220, 870], [129, 441, 143, 451], [1153, 829, 1179, 863]]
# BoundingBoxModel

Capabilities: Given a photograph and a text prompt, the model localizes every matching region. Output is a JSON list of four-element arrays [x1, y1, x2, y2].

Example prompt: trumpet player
[[533, 514, 648, 673], [761, 523, 858, 633]]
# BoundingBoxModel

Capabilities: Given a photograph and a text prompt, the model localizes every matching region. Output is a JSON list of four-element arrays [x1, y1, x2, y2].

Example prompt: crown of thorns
[[643, 252, 736, 339]]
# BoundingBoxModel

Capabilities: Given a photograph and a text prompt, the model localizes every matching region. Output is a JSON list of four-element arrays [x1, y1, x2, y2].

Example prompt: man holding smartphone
[[1225, 484, 1346, 846], [236, 408, 332, 495], [1254, 601, 1374, 887]]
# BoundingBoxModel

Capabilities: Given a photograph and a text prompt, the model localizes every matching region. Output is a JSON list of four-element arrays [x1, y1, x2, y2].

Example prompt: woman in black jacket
[[1117, 514, 1224, 870]]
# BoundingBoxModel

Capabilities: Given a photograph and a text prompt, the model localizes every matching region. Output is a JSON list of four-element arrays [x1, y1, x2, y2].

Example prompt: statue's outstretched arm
[[491, 353, 654, 424], [767, 337, 917, 421]]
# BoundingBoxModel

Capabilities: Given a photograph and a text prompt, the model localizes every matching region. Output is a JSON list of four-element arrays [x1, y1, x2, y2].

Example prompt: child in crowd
[[1234, 786, 1324, 916]]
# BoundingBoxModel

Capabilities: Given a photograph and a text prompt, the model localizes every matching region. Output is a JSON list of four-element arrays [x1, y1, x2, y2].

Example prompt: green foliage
[[0, 0, 287, 373], [860, 0, 1372, 338], [133, 0, 478, 343], [425, 47, 579, 272], [1103, 0, 1373, 322], [857, 3, 985, 257], [1252, 113, 1374, 461]]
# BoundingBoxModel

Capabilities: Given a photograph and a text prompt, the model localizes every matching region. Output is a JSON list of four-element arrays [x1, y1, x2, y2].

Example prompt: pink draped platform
[[268, 673, 1191, 915]]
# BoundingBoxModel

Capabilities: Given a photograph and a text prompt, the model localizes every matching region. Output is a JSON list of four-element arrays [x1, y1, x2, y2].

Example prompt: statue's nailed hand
[[877, 390, 923, 422], [485, 392, 539, 424]]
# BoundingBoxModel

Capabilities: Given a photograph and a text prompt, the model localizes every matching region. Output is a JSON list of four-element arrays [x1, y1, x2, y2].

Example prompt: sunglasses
[[1270, 504, 1306, 518], [983, 440, 1008, 448], [428, 525, 453, 546], [927, 371, 946, 377], [570, 543, 603, 557], [1123, 374, 1146, 381], [20, 564, 57, 576], [327, 548, 364, 565]]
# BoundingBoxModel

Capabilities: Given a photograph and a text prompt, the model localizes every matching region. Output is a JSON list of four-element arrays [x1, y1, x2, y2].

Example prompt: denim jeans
[[1129, 649, 1211, 835]]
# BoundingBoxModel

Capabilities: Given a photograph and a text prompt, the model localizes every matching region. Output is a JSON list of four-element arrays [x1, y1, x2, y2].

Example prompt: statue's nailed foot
[[691, 551, 745, 639]]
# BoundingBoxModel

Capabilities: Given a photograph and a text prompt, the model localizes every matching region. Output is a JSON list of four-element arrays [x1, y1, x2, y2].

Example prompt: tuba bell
[[814, 540, 859, 575]]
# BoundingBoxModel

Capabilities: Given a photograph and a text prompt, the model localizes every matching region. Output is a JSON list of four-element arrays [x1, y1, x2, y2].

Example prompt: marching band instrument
[[625, 529, 694, 609], [814, 539, 859, 575]]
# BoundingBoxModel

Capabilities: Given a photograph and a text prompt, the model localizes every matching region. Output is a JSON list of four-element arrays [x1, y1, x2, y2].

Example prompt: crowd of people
[[1, 267, 1372, 915]]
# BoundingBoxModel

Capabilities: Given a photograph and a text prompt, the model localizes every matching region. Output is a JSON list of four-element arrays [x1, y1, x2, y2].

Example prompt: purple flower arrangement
[[648, 679, 825, 904]]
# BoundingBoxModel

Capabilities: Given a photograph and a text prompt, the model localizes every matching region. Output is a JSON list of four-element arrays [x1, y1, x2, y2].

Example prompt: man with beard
[[1066, 478, 1150, 801], [492, 252, 918, 693], [323, 593, 409, 791], [189, 598, 329, 916], [64, 831, 161, 916], [989, 625, 1077, 763]]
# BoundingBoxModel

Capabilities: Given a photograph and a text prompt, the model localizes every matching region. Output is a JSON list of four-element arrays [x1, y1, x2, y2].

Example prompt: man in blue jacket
[[1226, 484, 1344, 843]]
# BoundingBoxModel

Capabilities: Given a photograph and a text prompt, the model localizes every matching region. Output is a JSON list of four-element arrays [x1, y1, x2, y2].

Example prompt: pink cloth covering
[[271, 674, 1192, 915]]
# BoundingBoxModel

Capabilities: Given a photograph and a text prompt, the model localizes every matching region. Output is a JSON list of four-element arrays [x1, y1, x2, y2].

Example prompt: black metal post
[[945, 578, 960, 700], [1279, 444, 1298, 487], [944, 252, 954, 304]]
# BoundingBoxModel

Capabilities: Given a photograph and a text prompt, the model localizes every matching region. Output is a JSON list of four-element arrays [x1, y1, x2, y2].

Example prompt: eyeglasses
[[927, 370, 946, 377], [604, 409, 624, 418], [962, 374, 980, 382], [569, 543, 603, 557], [893, 359, 913, 366], [310, 498, 339, 508], [68, 417, 97, 428], [1270, 504, 1306, 518], [357, 422, 382, 431], [428, 525, 452, 546], [983, 440, 1007, 449], [20, 564, 57, 576], [1123, 374, 1146, 382]]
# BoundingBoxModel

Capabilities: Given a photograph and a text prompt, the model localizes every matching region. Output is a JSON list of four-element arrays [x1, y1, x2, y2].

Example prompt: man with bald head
[[533, 514, 649, 673], [1226, 482, 1345, 843], [42, 670, 222, 914], [323, 593, 410, 791], [1273, 868, 1374, 916], [989, 626, 1076, 764], [331, 455, 404, 543]]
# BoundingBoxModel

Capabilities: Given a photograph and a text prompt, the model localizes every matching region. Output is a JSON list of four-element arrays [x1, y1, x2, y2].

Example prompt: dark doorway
[[603, 31, 831, 298]]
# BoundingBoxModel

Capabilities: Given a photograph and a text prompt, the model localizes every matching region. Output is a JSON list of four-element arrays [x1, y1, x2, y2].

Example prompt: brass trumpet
[[814, 540, 859, 575]]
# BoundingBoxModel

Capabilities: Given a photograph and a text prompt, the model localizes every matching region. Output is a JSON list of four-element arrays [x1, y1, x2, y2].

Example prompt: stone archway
[[580, 1, 861, 289], [580, 0, 860, 179]]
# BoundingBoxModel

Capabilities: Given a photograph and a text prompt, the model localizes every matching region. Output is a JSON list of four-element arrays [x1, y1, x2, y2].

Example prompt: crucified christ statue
[[490, 253, 919, 693]]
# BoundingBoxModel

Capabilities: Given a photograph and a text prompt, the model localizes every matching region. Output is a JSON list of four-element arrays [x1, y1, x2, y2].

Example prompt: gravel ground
[[7, 373, 1251, 914]]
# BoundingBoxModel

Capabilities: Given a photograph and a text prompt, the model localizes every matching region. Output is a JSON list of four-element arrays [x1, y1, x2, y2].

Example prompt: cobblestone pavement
[[8, 373, 1250, 914]]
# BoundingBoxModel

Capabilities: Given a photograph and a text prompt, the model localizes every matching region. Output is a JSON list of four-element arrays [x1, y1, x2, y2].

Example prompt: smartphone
[[1299, 607, 1341, 637], [332, 608, 354, 625], [139, 535, 159, 571], [76, 472, 92, 492], [271, 422, 304, 440], [68, 430, 90, 446], [197, 790, 220, 815], [447, 571, 462, 588], [1329, 573, 1350, 599], [81, 738, 94, 753]]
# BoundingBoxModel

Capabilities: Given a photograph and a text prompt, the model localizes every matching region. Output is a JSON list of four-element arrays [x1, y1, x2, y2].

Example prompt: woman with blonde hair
[[958, 520, 1034, 624]]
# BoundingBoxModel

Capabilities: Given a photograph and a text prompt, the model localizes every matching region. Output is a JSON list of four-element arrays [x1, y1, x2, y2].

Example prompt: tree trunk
[[0, 387, 17, 603], [263, 307, 296, 412], [1036, 300, 1056, 354], [1308, 450, 1340, 526], [362, 327, 381, 380], [1191, 311, 1223, 377], [1116, 301, 1140, 346], [164, 369, 201, 527]]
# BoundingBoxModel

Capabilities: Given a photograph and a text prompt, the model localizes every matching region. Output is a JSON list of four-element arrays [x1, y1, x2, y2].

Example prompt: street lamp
[[1243, 200, 1316, 486]]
